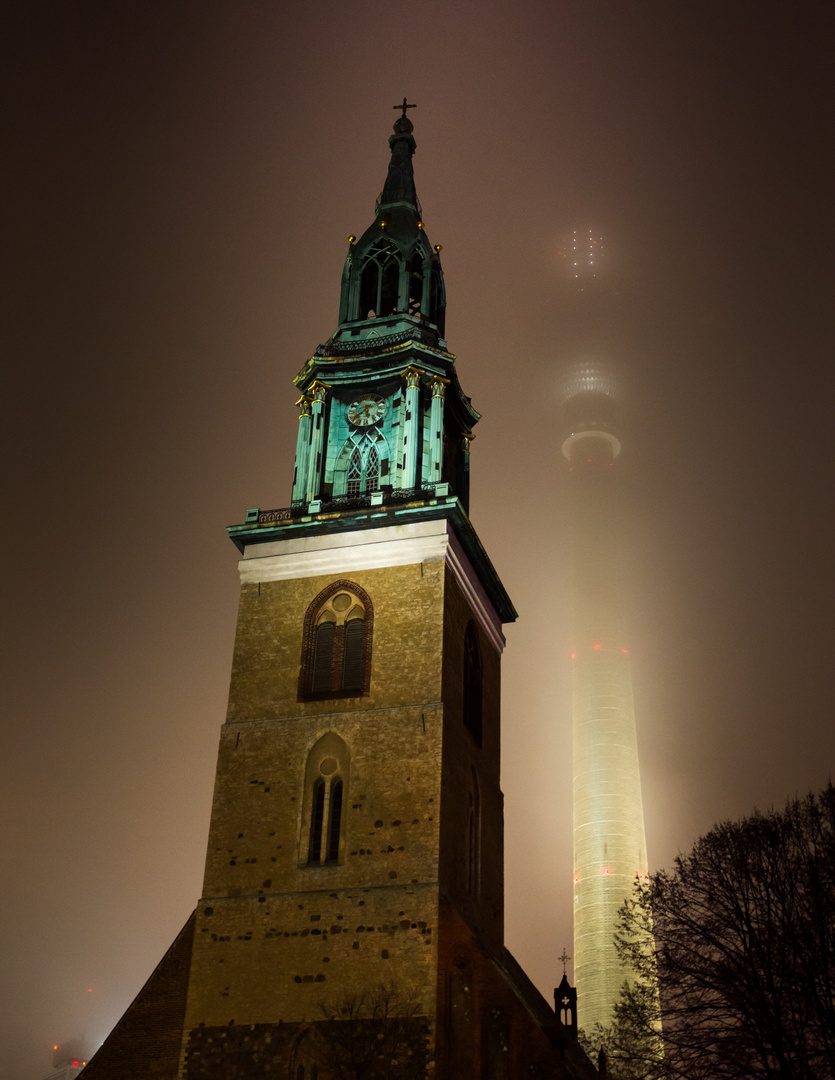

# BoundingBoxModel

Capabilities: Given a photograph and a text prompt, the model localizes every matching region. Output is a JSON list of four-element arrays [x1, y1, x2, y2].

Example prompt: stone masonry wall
[[224, 559, 445, 723], [184, 556, 450, 1049], [185, 885, 438, 1029]]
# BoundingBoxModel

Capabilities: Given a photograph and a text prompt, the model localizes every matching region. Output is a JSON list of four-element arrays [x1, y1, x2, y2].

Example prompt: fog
[[3, 3, 833, 1076]]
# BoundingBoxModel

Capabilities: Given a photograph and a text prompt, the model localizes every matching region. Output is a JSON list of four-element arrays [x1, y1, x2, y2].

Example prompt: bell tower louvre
[[81, 106, 597, 1080]]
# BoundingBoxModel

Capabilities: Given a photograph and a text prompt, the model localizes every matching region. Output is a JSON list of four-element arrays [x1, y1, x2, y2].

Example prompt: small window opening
[[381, 256, 399, 315], [359, 261, 379, 320], [311, 619, 336, 694], [309, 779, 326, 864], [303, 733, 349, 868], [366, 445, 379, 493], [308, 774, 343, 866], [326, 779, 343, 862]]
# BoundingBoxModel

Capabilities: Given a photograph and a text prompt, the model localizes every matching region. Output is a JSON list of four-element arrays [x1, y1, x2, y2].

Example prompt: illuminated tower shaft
[[562, 375, 648, 1033]]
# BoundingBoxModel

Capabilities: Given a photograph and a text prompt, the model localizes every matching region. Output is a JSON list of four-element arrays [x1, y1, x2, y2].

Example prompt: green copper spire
[[280, 109, 484, 521], [337, 107, 445, 338], [378, 107, 418, 212]]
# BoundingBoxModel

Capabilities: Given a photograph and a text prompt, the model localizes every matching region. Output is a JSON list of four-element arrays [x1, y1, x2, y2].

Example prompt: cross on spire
[[559, 949, 571, 974], [393, 97, 417, 118]]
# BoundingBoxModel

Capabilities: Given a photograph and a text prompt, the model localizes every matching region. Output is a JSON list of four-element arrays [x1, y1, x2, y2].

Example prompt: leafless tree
[[608, 784, 835, 1080]]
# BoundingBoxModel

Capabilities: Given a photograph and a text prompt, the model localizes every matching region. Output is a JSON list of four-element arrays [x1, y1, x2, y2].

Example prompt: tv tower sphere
[[561, 362, 649, 1033]]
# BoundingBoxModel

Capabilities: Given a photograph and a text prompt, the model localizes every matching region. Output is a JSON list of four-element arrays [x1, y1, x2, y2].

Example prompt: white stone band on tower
[[562, 364, 649, 1034]]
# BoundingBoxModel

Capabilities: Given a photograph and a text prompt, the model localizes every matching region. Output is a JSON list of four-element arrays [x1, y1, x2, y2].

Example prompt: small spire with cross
[[559, 948, 571, 975], [393, 97, 417, 119]]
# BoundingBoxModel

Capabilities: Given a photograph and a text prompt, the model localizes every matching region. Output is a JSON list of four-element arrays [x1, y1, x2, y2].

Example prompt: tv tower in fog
[[562, 362, 650, 1034]]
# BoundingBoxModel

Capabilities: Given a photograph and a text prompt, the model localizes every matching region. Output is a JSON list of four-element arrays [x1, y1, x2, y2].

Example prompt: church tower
[[81, 109, 597, 1080], [562, 365, 650, 1034]]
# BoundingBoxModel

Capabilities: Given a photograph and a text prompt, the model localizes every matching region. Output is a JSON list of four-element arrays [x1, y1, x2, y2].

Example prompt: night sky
[[3, 3, 834, 1076]]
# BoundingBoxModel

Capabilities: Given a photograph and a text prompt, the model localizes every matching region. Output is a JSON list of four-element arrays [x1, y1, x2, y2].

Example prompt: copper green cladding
[[562, 366, 649, 1034], [291, 110, 474, 512]]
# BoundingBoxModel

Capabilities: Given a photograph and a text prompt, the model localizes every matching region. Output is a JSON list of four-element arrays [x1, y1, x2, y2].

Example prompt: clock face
[[346, 394, 387, 427]]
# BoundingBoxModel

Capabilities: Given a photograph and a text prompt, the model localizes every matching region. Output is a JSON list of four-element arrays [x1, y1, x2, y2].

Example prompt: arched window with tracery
[[334, 429, 389, 498], [355, 240, 402, 320], [299, 580, 373, 700], [302, 733, 349, 867], [463, 621, 483, 747]]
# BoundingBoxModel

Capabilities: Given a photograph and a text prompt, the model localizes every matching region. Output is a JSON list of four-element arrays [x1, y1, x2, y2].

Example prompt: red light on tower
[[592, 643, 601, 650]]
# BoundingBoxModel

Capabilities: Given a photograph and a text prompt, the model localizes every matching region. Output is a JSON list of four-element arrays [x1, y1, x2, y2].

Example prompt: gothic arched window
[[299, 581, 373, 700], [303, 733, 349, 867], [291, 1028, 325, 1079], [463, 621, 483, 747], [334, 430, 389, 499]]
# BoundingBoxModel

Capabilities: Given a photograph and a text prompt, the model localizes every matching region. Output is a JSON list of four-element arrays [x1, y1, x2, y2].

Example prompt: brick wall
[[81, 912, 195, 1080]]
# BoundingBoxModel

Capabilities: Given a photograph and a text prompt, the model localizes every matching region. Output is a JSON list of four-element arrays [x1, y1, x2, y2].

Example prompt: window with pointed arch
[[290, 1026, 326, 1079], [463, 621, 483, 747], [357, 239, 401, 320], [337, 429, 388, 498], [299, 580, 373, 700], [302, 733, 349, 867]]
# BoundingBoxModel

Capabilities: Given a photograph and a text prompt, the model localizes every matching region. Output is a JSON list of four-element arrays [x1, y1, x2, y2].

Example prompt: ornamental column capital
[[428, 375, 449, 398], [310, 380, 329, 403], [295, 396, 312, 417], [461, 433, 474, 450], [402, 366, 423, 388]]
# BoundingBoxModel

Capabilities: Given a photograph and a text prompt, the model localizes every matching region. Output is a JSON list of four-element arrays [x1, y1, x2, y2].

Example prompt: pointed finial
[[392, 97, 416, 133], [559, 948, 571, 975]]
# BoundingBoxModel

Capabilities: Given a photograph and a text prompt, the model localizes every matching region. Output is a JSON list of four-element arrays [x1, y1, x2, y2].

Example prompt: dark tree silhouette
[[608, 784, 835, 1080]]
